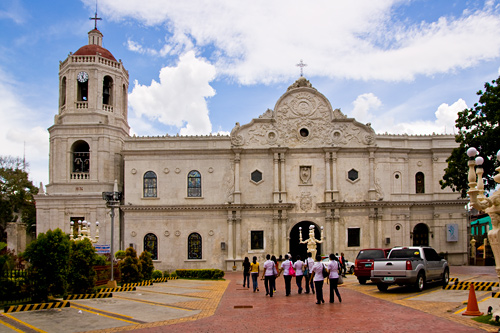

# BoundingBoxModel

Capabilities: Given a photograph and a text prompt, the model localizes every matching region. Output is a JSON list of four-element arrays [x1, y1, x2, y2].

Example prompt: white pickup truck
[[370, 246, 449, 292]]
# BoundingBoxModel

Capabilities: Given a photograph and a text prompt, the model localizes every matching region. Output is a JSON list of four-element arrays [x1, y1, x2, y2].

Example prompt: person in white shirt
[[294, 255, 304, 294], [261, 254, 276, 297], [328, 253, 342, 303], [310, 254, 327, 304], [304, 252, 315, 294], [281, 254, 293, 296]]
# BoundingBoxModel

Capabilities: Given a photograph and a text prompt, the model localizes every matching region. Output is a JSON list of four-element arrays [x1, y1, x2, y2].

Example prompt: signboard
[[94, 244, 111, 254], [446, 224, 459, 242]]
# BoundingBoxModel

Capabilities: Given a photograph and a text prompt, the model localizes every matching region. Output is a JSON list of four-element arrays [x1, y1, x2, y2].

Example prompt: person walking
[[340, 252, 347, 277], [281, 254, 293, 296], [242, 257, 251, 288], [294, 255, 304, 294], [250, 256, 260, 292], [271, 255, 279, 293], [310, 254, 327, 304], [328, 253, 342, 303], [304, 252, 315, 294], [262, 254, 276, 297]]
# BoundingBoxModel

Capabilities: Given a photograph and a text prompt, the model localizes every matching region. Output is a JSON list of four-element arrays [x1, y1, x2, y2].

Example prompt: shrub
[[119, 247, 142, 284], [23, 228, 71, 302], [68, 239, 98, 294], [152, 270, 163, 279], [94, 255, 107, 266], [163, 271, 170, 278], [139, 251, 154, 281], [174, 269, 224, 280], [115, 250, 126, 260], [170, 271, 177, 279]]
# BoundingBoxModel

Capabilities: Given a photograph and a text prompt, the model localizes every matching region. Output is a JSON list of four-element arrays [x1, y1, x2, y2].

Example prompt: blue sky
[[1, 0, 500, 187]]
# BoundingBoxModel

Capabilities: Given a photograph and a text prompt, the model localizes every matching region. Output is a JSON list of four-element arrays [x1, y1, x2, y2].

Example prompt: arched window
[[143, 171, 157, 197], [77, 79, 88, 101], [60, 76, 67, 107], [188, 233, 202, 259], [71, 141, 90, 173], [144, 233, 158, 260], [416, 172, 425, 193], [103, 76, 113, 105], [187, 170, 201, 197], [412, 223, 429, 246]]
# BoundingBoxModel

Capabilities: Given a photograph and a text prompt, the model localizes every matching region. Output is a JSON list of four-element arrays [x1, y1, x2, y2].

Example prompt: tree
[[440, 76, 500, 198], [139, 251, 154, 281], [68, 238, 99, 294], [23, 228, 71, 302], [119, 247, 142, 284], [0, 156, 38, 242]]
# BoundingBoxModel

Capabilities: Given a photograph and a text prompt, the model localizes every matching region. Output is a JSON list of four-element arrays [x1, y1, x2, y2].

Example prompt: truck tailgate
[[372, 259, 409, 276]]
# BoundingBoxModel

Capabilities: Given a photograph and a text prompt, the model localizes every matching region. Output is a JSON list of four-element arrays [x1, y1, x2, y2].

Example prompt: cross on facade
[[296, 59, 307, 77], [90, 9, 102, 29]]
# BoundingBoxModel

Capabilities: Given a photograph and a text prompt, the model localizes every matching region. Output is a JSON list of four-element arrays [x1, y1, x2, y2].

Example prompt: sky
[[1, 0, 500, 188]]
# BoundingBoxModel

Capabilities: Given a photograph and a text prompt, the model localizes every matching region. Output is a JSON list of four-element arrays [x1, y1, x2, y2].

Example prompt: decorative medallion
[[267, 130, 278, 144], [300, 166, 311, 185], [175, 230, 181, 237], [175, 168, 181, 174], [299, 192, 313, 212], [164, 230, 170, 237], [417, 161, 423, 167], [131, 168, 137, 175], [208, 167, 214, 173], [209, 230, 215, 236], [164, 168, 170, 174], [131, 231, 137, 237]]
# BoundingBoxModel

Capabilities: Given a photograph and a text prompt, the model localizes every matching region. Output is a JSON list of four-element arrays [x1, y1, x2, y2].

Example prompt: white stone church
[[35, 27, 469, 271]]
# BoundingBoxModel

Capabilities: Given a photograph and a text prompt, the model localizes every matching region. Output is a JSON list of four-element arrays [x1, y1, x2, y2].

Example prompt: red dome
[[74, 44, 117, 62]]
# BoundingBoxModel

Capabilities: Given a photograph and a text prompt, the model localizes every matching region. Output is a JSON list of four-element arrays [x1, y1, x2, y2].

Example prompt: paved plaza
[[1, 266, 500, 332]]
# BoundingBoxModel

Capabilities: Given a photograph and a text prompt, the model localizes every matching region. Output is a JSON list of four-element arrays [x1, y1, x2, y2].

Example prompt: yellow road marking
[[71, 305, 140, 324], [2, 313, 46, 333], [403, 288, 442, 300], [69, 303, 134, 318], [138, 289, 209, 299], [0, 318, 25, 333], [113, 295, 194, 311]]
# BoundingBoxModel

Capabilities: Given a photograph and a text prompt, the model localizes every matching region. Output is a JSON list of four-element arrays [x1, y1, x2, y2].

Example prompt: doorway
[[412, 223, 429, 246]]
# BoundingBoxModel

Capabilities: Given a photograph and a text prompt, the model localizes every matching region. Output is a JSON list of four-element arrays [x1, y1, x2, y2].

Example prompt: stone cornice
[[121, 203, 296, 212], [317, 199, 468, 209]]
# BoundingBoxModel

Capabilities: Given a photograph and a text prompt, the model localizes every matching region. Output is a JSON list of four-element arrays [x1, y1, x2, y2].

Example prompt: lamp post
[[102, 180, 122, 288], [467, 148, 500, 305]]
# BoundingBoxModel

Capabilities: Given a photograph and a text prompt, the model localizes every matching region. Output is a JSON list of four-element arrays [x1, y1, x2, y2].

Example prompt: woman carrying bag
[[310, 254, 327, 304], [328, 253, 342, 303]]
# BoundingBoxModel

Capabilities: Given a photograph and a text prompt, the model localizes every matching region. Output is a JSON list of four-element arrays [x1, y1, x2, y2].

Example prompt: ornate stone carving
[[287, 76, 315, 91], [300, 166, 311, 185], [230, 122, 244, 146], [259, 109, 273, 119], [222, 163, 235, 203], [164, 230, 170, 237], [299, 192, 313, 212]]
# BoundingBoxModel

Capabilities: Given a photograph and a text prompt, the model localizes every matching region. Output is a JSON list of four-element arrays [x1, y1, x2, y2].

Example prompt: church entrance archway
[[289, 221, 323, 261], [412, 223, 429, 246]]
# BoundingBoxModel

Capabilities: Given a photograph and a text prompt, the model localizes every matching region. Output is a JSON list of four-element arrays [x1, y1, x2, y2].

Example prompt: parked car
[[321, 257, 355, 276], [354, 248, 391, 284], [370, 246, 449, 292]]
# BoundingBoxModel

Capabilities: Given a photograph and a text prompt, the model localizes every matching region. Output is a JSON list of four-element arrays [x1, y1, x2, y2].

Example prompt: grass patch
[[472, 314, 500, 326]]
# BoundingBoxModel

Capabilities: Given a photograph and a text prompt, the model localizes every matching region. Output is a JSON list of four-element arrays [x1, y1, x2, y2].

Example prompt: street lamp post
[[102, 180, 122, 288]]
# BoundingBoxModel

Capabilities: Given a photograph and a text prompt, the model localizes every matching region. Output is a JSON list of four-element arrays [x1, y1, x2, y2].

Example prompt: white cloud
[[94, 0, 500, 84], [372, 98, 467, 135], [128, 51, 216, 135], [0, 68, 49, 185], [351, 93, 382, 123]]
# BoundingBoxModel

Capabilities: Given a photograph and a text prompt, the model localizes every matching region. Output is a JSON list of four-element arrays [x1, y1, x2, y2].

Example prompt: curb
[[98, 287, 136, 293], [64, 293, 113, 300], [444, 285, 492, 291], [4, 301, 70, 313], [121, 281, 153, 287]]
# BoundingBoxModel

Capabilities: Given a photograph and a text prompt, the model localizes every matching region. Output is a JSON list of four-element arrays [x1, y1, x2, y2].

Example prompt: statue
[[299, 225, 325, 259], [467, 148, 500, 319], [470, 237, 476, 259]]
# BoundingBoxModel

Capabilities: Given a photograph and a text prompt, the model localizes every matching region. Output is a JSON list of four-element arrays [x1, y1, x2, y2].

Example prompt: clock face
[[77, 71, 89, 83]]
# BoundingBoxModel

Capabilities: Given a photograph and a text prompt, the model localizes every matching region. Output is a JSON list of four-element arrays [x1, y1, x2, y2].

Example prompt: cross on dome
[[89, 2, 102, 30], [296, 59, 307, 77]]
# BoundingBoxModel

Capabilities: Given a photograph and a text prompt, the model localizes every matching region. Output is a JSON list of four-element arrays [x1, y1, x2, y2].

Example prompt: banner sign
[[94, 245, 111, 254]]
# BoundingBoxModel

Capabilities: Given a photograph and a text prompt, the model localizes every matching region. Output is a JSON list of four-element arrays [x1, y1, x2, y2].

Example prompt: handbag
[[338, 274, 344, 285], [289, 261, 296, 277], [322, 264, 329, 279]]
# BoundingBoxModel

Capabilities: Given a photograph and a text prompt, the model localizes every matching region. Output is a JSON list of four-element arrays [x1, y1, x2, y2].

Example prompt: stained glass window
[[187, 170, 201, 197], [144, 233, 158, 260], [144, 171, 157, 197], [188, 233, 202, 259]]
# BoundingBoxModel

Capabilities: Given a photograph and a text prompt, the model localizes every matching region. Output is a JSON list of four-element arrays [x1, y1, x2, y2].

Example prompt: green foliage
[[94, 255, 107, 266], [23, 229, 71, 302], [175, 269, 224, 280], [139, 251, 154, 281], [68, 239, 98, 294], [119, 247, 142, 284], [170, 271, 177, 278], [441, 76, 500, 197], [152, 270, 163, 279], [115, 250, 126, 260], [0, 156, 38, 241], [163, 271, 170, 278]]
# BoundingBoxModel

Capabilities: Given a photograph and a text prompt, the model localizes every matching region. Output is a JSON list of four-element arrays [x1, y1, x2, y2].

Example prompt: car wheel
[[415, 272, 425, 292], [358, 277, 367, 285], [377, 283, 388, 292], [349, 266, 355, 274], [441, 268, 449, 287]]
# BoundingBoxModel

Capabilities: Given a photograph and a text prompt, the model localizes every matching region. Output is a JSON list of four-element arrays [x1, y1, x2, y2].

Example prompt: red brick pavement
[[132, 271, 484, 333]]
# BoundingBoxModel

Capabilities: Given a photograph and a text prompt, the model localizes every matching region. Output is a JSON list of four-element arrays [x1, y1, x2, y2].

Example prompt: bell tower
[[36, 18, 129, 249]]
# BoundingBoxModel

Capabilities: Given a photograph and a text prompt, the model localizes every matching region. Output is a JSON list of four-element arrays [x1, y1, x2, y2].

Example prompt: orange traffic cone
[[462, 284, 484, 316]]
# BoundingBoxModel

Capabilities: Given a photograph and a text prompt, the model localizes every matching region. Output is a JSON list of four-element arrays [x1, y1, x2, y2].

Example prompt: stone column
[[325, 210, 333, 254], [281, 210, 288, 255], [280, 153, 287, 202], [369, 208, 376, 248], [235, 212, 242, 259], [332, 152, 339, 202], [273, 153, 280, 203], [234, 151, 241, 204], [273, 211, 280, 255], [333, 209, 340, 254], [368, 150, 377, 201], [6, 222, 27, 255], [325, 151, 332, 202], [227, 211, 234, 260]]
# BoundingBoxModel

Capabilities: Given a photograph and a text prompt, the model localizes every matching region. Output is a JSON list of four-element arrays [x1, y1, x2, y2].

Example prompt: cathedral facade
[[35, 28, 469, 271]]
